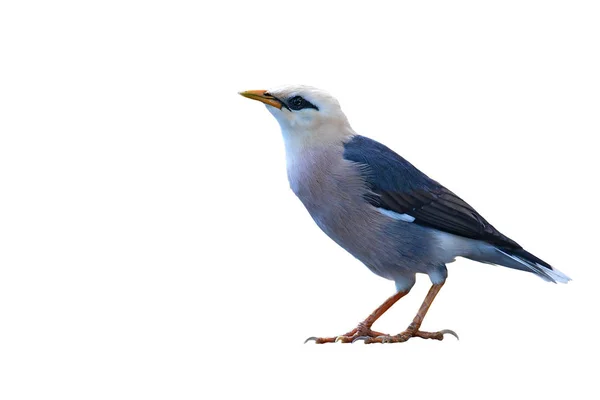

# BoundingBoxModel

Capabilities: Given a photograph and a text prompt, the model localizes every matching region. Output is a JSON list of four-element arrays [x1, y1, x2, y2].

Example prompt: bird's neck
[[282, 126, 355, 201], [281, 124, 355, 162]]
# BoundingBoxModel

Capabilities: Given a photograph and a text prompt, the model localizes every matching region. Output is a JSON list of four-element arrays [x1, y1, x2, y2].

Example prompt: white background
[[1, 1, 599, 399]]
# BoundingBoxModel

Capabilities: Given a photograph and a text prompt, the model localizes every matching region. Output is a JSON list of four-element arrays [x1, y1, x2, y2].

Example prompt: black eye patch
[[286, 96, 319, 111]]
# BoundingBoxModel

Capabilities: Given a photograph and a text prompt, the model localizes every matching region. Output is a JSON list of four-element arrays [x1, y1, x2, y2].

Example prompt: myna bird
[[240, 85, 570, 344]]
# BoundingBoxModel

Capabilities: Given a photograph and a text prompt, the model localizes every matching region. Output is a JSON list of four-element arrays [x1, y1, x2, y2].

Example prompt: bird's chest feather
[[285, 149, 373, 239]]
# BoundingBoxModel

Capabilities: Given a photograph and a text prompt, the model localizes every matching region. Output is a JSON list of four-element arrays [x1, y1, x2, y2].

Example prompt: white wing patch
[[376, 208, 415, 223]]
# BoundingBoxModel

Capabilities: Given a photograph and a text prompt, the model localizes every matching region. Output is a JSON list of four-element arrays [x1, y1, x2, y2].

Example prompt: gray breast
[[287, 146, 370, 235]]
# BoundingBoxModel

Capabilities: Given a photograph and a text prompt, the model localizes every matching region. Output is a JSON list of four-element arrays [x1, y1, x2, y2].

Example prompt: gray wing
[[343, 135, 520, 248]]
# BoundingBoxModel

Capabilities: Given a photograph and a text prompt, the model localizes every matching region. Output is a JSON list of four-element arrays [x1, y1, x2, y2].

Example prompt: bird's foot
[[362, 328, 459, 344], [304, 322, 387, 344]]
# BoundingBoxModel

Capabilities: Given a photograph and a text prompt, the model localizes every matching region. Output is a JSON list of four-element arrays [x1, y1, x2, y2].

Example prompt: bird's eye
[[289, 96, 306, 109], [287, 96, 319, 111]]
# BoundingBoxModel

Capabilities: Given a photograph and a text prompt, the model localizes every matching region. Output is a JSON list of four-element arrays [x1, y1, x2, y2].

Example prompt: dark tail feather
[[494, 247, 571, 283], [466, 245, 571, 283]]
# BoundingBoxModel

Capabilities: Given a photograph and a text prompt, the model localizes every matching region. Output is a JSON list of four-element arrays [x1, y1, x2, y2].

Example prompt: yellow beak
[[239, 90, 284, 110]]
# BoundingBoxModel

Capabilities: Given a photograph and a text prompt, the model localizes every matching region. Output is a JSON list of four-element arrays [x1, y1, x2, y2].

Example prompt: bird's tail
[[466, 246, 571, 284]]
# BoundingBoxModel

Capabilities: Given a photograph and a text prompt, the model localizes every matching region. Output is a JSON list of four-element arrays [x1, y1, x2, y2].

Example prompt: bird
[[239, 85, 570, 344]]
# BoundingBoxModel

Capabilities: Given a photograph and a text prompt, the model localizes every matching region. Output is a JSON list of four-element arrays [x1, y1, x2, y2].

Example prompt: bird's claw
[[304, 335, 353, 344], [303, 327, 457, 344], [351, 336, 371, 343], [439, 329, 460, 340], [303, 333, 384, 344]]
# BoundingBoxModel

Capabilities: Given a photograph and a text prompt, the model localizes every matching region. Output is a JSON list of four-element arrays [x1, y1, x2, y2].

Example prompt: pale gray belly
[[297, 191, 440, 281]]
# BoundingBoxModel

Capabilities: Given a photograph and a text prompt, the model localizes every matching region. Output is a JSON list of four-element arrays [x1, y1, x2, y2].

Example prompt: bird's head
[[239, 85, 353, 148]]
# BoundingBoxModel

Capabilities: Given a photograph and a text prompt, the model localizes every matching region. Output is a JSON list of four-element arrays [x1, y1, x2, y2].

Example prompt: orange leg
[[305, 290, 409, 344], [364, 281, 458, 343]]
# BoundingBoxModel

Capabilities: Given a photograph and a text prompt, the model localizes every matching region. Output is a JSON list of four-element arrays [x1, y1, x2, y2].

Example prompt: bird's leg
[[304, 290, 409, 344], [365, 281, 458, 343]]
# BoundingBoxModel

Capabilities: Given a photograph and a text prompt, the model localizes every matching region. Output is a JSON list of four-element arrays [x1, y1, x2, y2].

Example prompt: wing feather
[[343, 135, 520, 248]]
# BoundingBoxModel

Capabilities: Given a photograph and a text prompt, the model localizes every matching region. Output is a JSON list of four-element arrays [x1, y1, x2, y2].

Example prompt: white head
[[240, 85, 354, 150]]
